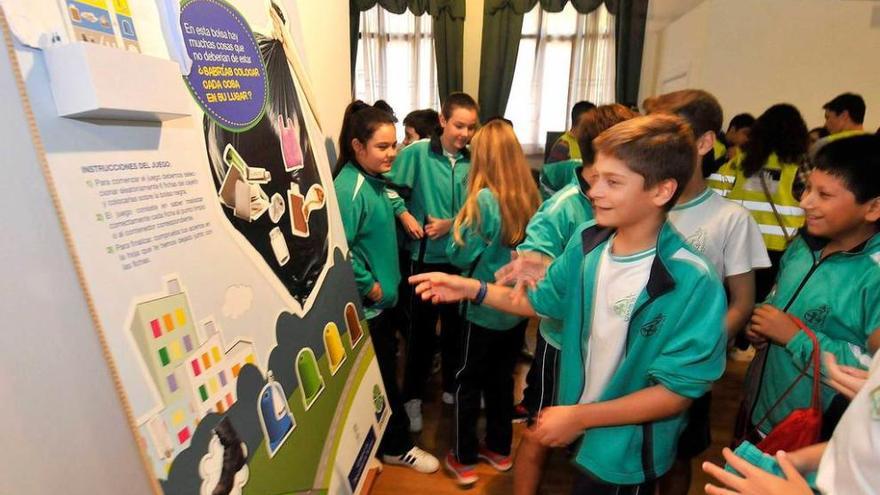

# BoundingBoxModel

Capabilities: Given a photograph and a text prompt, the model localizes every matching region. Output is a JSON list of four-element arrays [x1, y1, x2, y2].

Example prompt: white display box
[[43, 42, 192, 122]]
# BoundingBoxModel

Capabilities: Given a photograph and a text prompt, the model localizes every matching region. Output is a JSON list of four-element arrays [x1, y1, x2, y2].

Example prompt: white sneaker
[[404, 399, 423, 432], [442, 392, 454, 405], [383, 446, 440, 473], [730, 345, 756, 362]]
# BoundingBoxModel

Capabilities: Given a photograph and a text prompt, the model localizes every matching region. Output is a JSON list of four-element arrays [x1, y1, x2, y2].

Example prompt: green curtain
[[349, 0, 464, 102], [477, 0, 648, 118], [608, 0, 649, 107], [478, 0, 536, 120]]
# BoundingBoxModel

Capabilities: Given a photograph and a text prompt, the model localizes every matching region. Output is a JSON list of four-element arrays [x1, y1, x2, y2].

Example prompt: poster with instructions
[[3, 0, 387, 493]]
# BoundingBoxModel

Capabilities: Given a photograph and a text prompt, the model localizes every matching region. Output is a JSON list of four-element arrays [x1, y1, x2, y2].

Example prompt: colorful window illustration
[[232, 364, 241, 378], [323, 322, 346, 375], [212, 346, 222, 363], [202, 353, 211, 370], [209, 377, 219, 395], [174, 308, 186, 326], [296, 348, 325, 410], [171, 410, 185, 428], [169, 340, 182, 360], [163, 314, 175, 332], [199, 385, 208, 402], [151, 319, 162, 338], [158, 347, 170, 366], [216, 400, 224, 413], [191, 359, 201, 376], [218, 370, 227, 387], [166, 374, 178, 392], [177, 427, 190, 444], [225, 393, 234, 407]]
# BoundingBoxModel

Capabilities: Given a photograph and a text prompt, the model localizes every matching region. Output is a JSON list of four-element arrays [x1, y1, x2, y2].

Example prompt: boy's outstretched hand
[[702, 448, 812, 495], [409, 272, 477, 304]]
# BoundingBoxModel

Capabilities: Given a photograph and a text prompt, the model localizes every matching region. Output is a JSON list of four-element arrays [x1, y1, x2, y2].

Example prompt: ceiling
[[647, 0, 707, 26]]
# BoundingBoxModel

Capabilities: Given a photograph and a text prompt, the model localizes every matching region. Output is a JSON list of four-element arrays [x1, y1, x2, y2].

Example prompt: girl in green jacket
[[443, 120, 541, 486], [333, 101, 439, 474]]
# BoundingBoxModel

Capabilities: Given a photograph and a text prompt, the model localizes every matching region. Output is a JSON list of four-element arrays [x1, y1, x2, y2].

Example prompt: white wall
[[463, 0, 485, 97], [293, 0, 351, 152], [644, 0, 880, 131]]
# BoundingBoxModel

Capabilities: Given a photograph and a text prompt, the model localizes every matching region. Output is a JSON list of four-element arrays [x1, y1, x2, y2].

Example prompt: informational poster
[[4, 1, 387, 494]]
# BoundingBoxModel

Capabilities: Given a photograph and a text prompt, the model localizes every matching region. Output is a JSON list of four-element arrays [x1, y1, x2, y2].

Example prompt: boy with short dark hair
[[822, 92, 866, 135], [649, 89, 770, 495], [388, 92, 480, 431], [411, 114, 727, 494], [546, 100, 597, 163], [742, 133, 880, 444]]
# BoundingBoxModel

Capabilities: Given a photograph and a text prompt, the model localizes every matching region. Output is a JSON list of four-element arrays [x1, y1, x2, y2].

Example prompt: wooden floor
[[372, 319, 748, 495]]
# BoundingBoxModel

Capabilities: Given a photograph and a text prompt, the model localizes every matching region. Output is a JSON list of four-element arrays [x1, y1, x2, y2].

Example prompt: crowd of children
[[332, 89, 879, 494]]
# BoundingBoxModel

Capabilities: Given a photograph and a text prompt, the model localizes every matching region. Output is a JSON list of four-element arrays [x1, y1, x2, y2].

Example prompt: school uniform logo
[[640, 314, 665, 337], [613, 294, 637, 321], [685, 228, 708, 254], [803, 305, 830, 328]]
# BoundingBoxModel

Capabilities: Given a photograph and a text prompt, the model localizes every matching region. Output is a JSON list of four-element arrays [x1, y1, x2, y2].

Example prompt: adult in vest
[[726, 104, 809, 301], [546, 100, 596, 163]]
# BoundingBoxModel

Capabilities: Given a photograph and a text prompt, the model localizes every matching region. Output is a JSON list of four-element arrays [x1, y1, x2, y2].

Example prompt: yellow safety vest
[[707, 139, 734, 197], [553, 131, 582, 160], [726, 153, 804, 252]]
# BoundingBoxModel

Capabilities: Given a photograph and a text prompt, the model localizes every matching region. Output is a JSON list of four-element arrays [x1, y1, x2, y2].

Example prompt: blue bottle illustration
[[257, 370, 295, 457]]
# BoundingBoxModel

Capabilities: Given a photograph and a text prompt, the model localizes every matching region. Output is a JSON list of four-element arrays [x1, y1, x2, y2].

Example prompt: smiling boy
[[743, 134, 880, 439], [410, 114, 727, 493]]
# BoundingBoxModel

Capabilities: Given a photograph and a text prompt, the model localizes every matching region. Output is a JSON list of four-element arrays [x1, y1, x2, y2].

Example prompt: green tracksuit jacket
[[528, 221, 727, 484]]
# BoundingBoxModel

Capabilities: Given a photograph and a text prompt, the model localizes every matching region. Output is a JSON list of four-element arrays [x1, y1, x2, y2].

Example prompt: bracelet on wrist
[[473, 280, 488, 306]]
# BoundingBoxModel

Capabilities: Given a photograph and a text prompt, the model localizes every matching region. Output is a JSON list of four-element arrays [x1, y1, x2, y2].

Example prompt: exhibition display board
[[1, 1, 387, 494]]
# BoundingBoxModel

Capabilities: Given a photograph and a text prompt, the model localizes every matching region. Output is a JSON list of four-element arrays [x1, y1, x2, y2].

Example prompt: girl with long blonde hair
[[442, 120, 541, 486]]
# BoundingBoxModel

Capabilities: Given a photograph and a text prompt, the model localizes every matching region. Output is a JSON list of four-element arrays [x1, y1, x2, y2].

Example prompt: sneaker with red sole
[[511, 403, 531, 423], [444, 451, 478, 486], [477, 446, 513, 472]]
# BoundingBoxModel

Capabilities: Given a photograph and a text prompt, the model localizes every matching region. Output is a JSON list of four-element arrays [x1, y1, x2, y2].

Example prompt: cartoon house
[[176, 320, 256, 419], [129, 278, 198, 404]]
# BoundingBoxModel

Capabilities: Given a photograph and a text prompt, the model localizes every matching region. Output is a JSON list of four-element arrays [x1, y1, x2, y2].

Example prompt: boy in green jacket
[[387, 93, 480, 430], [741, 134, 880, 441], [410, 115, 727, 493]]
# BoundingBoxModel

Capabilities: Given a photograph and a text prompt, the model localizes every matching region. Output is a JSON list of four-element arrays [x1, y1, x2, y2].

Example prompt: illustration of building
[[176, 321, 256, 419], [129, 278, 198, 404], [129, 277, 260, 480]]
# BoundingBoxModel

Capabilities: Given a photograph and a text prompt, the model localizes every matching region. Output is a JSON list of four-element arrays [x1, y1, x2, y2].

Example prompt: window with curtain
[[504, 3, 615, 153], [355, 5, 440, 135]]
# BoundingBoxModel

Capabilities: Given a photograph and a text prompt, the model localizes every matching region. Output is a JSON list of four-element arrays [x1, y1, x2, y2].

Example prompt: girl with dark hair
[[333, 100, 439, 474], [727, 103, 809, 301]]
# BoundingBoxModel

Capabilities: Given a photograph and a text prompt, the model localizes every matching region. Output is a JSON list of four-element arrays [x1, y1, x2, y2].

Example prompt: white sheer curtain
[[355, 6, 440, 133], [505, 4, 615, 153]]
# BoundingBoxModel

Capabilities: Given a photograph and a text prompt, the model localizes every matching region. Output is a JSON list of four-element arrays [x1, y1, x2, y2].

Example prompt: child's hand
[[531, 405, 585, 447], [399, 212, 424, 239], [744, 323, 768, 349], [702, 448, 812, 495], [823, 352, 869, 399], [749, 305, 800, 345], [409, 272, 477, 304], [367, 282, 383, 303], [424, 216, 452, 239], [494, 251, 550, 287]]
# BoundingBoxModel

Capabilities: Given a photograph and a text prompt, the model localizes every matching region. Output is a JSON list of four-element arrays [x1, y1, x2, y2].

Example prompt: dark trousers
[[403, 262, 463, 400], [520, 331, 560, 419], [572, 472, 656, 495], [454, 319, 527, 464], [370, 311, 413, 456]]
